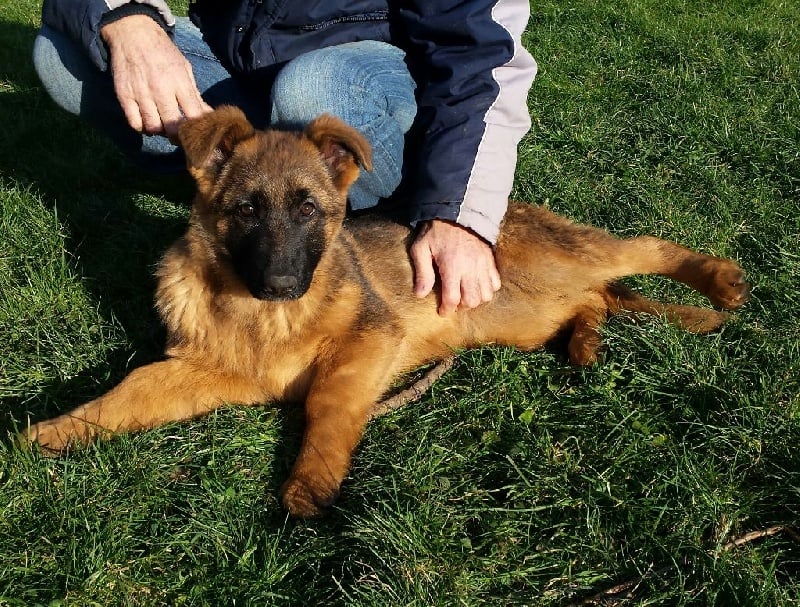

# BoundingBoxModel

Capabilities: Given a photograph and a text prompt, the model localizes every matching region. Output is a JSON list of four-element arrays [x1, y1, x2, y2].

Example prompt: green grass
[[1, 0, 798, 604]]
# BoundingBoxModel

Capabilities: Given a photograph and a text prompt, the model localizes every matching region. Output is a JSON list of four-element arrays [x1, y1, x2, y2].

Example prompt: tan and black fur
[[26, 106, 750, 517]]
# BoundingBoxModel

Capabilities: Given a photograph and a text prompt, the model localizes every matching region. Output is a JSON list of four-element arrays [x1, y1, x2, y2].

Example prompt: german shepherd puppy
[[26, 106, 750, 518]]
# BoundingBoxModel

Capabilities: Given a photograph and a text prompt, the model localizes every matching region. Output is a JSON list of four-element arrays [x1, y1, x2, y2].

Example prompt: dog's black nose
[[265, 274, 298, 298]]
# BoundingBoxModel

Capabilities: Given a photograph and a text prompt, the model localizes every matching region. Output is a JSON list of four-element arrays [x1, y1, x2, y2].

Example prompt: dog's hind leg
[[567, 293, 609, 366], [566, 280, 735, 366], [25, 359, 268, 453], [607, 236, 750, 310], [602, 281, 731, 333]]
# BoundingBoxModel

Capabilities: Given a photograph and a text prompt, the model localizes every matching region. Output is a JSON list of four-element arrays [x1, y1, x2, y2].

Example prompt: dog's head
[[177, 106, 372, 301]]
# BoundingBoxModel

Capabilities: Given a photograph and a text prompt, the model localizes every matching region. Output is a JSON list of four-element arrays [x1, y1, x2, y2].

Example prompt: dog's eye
[[237, 202, 255, 218], [299, 198, 316, 218]]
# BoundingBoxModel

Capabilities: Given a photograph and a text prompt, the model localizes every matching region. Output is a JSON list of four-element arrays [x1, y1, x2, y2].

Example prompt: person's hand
[[101, 14, 212, 141], [410, 219, 501, 316]]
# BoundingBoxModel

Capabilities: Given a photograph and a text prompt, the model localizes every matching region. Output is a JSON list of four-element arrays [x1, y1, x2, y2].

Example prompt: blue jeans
[[33, 18, 417, 209]]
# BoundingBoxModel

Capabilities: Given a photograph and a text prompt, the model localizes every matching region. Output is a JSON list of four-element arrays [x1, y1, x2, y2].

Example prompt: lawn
[[1, 0, 798, 605]]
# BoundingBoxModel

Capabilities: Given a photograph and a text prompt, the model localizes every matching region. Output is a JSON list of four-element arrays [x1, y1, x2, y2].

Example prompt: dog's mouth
[[251, 288, 303, 302]]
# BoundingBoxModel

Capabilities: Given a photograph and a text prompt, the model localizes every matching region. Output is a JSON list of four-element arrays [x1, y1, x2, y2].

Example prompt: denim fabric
[[271, 40, 416, 210], [33, 19, 417, 205]]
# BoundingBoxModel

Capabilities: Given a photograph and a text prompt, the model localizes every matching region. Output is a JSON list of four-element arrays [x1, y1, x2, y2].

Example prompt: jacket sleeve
[[42, 0, 176, 72], [398, 0, 537, 244]]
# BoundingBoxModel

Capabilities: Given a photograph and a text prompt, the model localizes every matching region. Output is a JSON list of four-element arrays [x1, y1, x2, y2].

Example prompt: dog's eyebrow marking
[[293, 188, 311, 200]]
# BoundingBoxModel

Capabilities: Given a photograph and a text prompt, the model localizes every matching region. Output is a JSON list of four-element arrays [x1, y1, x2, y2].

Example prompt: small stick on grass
[[569, 565, 674, 606], [570, 526, 800, 606], [719, 525, 789, 552], [369, 355, 457, 419]]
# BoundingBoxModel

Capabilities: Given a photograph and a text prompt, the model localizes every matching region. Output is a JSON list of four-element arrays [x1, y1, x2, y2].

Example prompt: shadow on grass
[[0, 20, 194, 430]]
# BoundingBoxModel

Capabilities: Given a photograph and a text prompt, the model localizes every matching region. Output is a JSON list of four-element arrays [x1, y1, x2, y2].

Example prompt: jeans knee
[[271, 40, 416, 130], [33, 27, 85, 116], [271, 41, 417, 207]]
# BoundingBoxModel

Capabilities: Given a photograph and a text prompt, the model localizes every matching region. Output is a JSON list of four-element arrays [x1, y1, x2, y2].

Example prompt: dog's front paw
[[23, 417, 94, 456], [707, 261, 750, 310], [281, 474, 340, 518], [23, 420, 76, 456]]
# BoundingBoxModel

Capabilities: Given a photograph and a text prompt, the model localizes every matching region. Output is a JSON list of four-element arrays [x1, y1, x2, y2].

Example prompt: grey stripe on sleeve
[[457, 0, 537, 243]]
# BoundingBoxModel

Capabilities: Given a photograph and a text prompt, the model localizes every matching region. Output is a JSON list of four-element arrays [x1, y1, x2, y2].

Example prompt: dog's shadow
[[0, 20, 193, 434]]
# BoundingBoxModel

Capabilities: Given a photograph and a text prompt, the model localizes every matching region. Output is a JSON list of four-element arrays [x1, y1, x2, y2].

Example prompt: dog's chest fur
[[153, 231, 359, 401]]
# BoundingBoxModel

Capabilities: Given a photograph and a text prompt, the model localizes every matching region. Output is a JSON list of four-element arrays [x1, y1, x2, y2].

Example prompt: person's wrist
[[425, 218, 491, 246], [101, 11, 167, 46], [101, 3, 168, 31]]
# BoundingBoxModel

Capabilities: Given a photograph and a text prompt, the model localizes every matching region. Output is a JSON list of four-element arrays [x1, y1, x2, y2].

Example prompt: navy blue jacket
[[42, 0, 537, 243]]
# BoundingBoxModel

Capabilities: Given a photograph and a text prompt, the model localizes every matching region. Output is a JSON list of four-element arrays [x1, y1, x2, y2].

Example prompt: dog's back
[[340, 199, 745, 371]]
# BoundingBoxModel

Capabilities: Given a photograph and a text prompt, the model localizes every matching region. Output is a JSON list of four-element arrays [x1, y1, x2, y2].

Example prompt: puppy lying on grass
[[26, 107, 750, 517]]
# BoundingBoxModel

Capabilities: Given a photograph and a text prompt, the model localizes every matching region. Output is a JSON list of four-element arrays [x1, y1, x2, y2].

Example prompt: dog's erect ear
[[304, 115, 373, 194], [178, 106, 255, 179]]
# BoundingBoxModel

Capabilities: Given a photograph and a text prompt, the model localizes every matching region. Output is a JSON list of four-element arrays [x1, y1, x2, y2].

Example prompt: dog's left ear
[[178, 106, 255, 184], [304, 115, 373, 194]]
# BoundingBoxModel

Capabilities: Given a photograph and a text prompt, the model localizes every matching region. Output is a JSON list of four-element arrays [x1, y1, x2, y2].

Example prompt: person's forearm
[[399, 0, 537, 244]]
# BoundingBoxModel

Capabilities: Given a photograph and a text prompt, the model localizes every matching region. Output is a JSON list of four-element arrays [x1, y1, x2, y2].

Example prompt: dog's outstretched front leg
[[25, 358, 268, 453], [282, 339, 397, 518]]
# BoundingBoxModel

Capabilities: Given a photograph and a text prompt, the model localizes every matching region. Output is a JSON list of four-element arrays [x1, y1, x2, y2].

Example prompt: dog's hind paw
[[706, 261, 750, 310]]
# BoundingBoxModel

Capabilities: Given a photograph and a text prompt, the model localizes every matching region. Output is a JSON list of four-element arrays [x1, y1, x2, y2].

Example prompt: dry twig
[[569, 525, 800, 606], [719, 525, 788, 552], [569, 565, 674, 606], [369, 355, 457, 419]]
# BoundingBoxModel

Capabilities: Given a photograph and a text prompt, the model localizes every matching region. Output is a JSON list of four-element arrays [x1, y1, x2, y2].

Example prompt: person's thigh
[[33, 17, 266, 171], [270, 40, 417, 209]]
